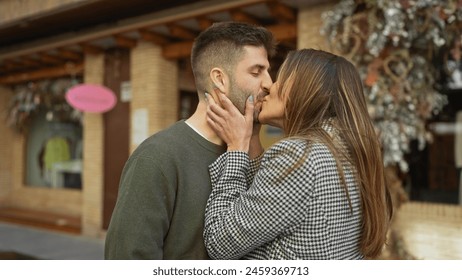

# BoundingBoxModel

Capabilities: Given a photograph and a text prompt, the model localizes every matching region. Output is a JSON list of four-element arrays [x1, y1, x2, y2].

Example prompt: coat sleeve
[[104, 155, 175, 259], [204, 141, 316, 259], [247, 153, 263, 186]]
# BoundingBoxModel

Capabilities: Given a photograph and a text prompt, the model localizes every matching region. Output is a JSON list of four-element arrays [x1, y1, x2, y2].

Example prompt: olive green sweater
[[105, 120, 225, 259]]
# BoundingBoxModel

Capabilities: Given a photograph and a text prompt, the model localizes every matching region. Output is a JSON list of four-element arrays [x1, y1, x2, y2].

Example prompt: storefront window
[[7, 78, 83, 189], [25, 111, 82, 189]]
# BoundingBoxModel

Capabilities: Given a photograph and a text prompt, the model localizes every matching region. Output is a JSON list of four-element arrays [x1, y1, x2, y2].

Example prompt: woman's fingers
[[205, 91, 253, 152], [205, 92, 216, 105], [244, 95, 254, 123], [206, 94, 228, 136], [206, 93, 226, 118], [217, 92, 243, 117], [217, 92, 233, 110]]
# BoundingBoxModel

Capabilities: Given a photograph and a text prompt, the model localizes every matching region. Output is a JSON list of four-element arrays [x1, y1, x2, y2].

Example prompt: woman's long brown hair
[[276, 49, 393, 258]]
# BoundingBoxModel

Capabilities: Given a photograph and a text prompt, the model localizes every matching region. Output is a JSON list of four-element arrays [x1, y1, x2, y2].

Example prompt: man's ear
[[210, 67, 227, 94]]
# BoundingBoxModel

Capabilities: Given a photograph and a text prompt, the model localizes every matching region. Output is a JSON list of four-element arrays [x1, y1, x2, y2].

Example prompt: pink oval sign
[[66, 84, 117, 113]]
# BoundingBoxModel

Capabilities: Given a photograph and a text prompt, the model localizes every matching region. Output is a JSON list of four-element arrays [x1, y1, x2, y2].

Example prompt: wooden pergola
[[0, 0, 307, 85]]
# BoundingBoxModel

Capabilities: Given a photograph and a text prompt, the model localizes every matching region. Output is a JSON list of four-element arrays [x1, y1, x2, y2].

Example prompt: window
[[7, 78, 83, 189]]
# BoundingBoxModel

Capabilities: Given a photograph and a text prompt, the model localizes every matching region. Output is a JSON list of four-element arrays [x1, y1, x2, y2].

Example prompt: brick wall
[[0, 86, 82, 216], [81, 52, 105, 237], [6, 128, 81, 215], [0, 0, 90, 25], [130, 41, 179, 153]]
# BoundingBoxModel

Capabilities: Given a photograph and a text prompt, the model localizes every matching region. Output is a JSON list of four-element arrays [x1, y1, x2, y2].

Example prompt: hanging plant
[[321, 0, 462, 172], [5, 78, 82, 133]]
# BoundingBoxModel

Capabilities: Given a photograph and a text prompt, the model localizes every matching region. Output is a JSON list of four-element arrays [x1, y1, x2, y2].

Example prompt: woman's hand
[[206, 92, 254, 152]]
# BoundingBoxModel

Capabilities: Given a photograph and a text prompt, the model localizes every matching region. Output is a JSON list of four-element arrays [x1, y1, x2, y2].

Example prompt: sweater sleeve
[[104, 155, 175, 259], [204, 141, 316, 259]]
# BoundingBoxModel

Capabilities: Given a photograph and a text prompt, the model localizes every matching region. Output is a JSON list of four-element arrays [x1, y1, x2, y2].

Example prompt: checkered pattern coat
[[204, 135, 364, 260]]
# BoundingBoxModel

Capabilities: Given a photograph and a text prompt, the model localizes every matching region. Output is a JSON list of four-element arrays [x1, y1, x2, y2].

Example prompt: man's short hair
[[191, 22, 276, 93]]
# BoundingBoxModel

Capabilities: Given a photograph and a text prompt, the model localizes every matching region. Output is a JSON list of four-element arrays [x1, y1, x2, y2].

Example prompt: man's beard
[[229, 85, 262, 123], [227, 79, 261, 123], [227, 82, 248, 114]]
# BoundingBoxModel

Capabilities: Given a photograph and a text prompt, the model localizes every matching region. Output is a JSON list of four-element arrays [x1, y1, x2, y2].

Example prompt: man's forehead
[[241, 45, 268, 55], [239, 46, 270, 67]]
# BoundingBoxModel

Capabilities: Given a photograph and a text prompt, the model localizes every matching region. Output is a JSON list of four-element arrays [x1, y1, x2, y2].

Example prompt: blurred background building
[[0, 0, 461, 259]]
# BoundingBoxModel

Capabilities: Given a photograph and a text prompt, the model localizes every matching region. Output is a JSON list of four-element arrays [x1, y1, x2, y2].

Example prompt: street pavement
[[0, 222, 104, 260]]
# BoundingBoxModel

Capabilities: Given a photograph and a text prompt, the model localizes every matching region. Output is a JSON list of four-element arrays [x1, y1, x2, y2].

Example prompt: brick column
[[82, 53, 105, 237], [297, 2, 335, 51], [130, 41, 178, 153], [0, 86, 14, 202]]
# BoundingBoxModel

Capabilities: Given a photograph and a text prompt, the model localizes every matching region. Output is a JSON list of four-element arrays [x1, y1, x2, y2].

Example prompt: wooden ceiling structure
[[0, 0, 318, 85]]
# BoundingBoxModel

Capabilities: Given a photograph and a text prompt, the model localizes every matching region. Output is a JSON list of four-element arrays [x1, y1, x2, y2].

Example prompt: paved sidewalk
[[0, 222, 104, 260]]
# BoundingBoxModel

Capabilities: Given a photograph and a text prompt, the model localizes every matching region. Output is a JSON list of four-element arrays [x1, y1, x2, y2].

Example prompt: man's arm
[[104, 156, 174, 259]]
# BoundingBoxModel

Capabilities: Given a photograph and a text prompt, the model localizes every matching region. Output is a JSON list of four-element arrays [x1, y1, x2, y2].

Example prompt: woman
[[204, 48, 393, 260]]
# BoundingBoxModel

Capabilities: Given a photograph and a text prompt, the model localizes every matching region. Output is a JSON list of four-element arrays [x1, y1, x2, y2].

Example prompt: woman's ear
[[210, 67, 227, 94]]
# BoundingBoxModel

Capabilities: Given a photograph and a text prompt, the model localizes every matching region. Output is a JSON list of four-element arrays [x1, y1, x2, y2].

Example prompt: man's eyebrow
[[250, 64, 270, 71]]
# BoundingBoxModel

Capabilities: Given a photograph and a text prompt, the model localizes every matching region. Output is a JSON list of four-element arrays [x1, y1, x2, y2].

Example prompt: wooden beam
[[20, 57, 42, 68], [114, 35, 138, 48], [80, 43, 103, 54], [267, 2, 296, 22], [3, 59, 23, 70], [167, 24, 197, 40], [267, 23, 297, 41], [0, 63, 84, 85], [0, 0, 268, 61], [40, 53, 63, 65], [162, 41, 194, 59], [196, 16, 214, 30], [57, 49, 83, 61], [139, 29, 170, 45], [162, 23, 297, 59], [230, 9, 260, 24]]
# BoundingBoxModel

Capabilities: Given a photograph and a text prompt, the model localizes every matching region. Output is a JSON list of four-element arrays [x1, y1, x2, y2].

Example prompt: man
[[104, 22, 276, 259]]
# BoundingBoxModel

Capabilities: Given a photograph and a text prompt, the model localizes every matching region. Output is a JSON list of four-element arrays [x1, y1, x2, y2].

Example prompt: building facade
[[0, 0, 334, 237]]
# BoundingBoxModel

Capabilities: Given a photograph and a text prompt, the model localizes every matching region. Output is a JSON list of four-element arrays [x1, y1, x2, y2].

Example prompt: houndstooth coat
[[204, 132, 364, 260]]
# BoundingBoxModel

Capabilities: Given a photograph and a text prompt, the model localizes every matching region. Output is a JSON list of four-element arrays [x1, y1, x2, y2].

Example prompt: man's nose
[[262, 71, 273, 93]]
